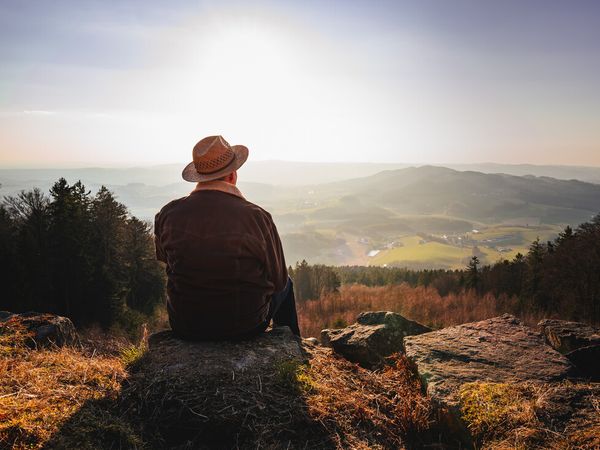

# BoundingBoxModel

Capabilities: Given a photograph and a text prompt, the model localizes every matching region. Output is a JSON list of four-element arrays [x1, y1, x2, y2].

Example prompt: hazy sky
[[1, 0, 599, 167]]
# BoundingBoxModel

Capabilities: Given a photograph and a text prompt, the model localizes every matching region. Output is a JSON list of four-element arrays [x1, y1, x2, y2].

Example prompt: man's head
[[182, 135, 248, 183]]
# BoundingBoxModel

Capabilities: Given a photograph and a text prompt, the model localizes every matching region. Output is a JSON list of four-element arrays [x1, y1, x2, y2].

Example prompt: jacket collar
[[191, 180, 245, 199]]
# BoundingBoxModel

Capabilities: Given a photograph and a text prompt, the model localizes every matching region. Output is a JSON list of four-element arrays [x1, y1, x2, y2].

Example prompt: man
[[154, 135, 300, 340]]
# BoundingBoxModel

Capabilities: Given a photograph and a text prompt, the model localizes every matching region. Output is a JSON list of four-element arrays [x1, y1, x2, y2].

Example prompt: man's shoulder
[[240, 198, 275, 223], [240, 197, 270, 215], [155, 196, 187, 221]]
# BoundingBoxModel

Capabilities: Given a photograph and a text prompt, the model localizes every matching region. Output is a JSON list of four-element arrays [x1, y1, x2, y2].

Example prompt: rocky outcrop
[[122, 326, 330, 448], [321, 311, 431, 368], [0, 311, 79, 348], [146, 325, 306, 376], [538, 319, 600, 354], [403, 314, 573, 408], [538, 319, 600, 380]]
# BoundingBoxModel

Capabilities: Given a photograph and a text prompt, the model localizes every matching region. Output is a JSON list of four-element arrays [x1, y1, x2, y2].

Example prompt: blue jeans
[[269, 277, 301, 336], [238, 276, 301, 339]]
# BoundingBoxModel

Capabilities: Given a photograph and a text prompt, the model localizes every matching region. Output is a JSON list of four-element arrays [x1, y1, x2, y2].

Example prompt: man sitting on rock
[[154, 135, 300, 340]]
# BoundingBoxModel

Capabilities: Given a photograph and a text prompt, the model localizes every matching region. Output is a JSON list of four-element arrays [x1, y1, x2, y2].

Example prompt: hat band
[[194, 151, 236, 175]]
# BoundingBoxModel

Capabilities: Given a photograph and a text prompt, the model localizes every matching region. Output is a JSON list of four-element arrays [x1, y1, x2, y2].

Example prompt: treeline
[[0, 179, 165, 332], [290, 214, 600, 325]]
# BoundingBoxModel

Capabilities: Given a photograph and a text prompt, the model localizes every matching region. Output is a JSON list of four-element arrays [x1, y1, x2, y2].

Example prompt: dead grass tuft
[[460, 381, 600, 450], [0, 319, 35, 356], [303, 347, 436, 449], [0, 336, 127, 449], [460, 382, 536, 439]]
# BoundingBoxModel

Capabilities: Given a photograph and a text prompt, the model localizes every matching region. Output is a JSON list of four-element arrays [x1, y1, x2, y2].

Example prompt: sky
[[0, 0, 599, 167]]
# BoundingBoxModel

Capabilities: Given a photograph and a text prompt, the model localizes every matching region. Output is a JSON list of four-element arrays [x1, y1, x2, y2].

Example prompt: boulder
[[538, 319, 600, 380], [321, 311, 431, 368], [122, 326, 328, 448], [403, 314, 573, 409], [538, 319, 600, 354], [145, 325, 306, 376], [0, 311, 79, 348]]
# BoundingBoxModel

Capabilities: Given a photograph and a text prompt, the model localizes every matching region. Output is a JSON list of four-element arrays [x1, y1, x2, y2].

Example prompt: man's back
[[154, 186, 287, 340]]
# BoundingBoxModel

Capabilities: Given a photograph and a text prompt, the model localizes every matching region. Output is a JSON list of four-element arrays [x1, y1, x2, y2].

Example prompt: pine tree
[[122, 217, 165, 314], [89, 186, 128, 326], [466, 256, 480, 291], [48, 179, 93, 320], [4, 188, 52, 311]]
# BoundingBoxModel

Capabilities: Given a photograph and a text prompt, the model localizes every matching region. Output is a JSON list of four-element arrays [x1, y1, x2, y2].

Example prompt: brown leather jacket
[[154, 182, 287, 339]]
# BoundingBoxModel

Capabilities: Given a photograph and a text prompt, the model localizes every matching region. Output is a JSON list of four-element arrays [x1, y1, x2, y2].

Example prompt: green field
[[367, 225, 562, 269], [371, 236, 472, 268]]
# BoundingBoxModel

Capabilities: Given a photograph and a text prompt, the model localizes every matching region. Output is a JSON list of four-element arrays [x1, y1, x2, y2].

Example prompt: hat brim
[[181, 145, 249, 182]]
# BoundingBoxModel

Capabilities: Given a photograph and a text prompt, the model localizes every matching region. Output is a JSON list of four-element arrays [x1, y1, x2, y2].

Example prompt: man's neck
[[191, 180, 244, 199]]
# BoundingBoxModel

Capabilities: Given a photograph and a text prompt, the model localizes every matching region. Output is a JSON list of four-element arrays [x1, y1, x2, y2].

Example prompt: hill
[[313, 166, 600, 224]]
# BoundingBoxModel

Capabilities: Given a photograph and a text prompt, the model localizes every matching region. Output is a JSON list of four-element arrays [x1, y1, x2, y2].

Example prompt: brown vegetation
[[298, 283, 525, 339], [0, 330, 127, 449], [304, 347, 436, 449], [460, 381, 600, 449]]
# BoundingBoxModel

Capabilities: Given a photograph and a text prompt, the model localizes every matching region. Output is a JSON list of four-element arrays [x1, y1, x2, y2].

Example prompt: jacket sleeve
[[154, 212, 167, 263], [264, 216, 288, 293]]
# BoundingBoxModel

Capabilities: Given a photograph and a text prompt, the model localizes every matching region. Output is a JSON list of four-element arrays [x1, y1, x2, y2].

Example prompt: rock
[[403, 314, 573, 409], [0, 311, 14, 321], [538, 319, 600, 354], [537, 319, 600, 380], [146, 326, 306, 376], [0, 311, 79, 348], [124, 326, 325, 448], [566, 345, 600, 380], [303, 337, 319, 346], [321, 311, 431, 368]]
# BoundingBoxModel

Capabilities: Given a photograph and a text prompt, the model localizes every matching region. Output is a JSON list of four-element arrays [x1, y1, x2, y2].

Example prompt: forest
[[0, 179, 165, 334]]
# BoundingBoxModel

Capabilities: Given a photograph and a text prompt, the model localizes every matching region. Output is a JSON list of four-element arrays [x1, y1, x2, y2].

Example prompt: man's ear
[[229, 170, 238, 185]]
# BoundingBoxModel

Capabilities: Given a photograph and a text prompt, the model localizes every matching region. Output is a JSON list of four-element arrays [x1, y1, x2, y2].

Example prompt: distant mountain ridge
[[312, 165, 600, 224]]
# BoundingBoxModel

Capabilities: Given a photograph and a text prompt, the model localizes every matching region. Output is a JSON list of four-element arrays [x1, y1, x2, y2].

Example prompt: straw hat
[[182, 135, 249, 182]]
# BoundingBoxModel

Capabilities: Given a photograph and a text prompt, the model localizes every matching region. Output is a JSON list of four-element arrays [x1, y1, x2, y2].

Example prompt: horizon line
[[2, 160, 600, 170]]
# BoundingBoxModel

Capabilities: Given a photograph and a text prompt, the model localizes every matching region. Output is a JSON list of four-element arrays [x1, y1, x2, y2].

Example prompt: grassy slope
[[2, 317, 598, 449], [0, 321, 436, 449]]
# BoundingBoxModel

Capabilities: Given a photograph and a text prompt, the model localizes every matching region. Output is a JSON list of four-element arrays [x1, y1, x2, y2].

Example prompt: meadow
[[369, 224, 561, 269]]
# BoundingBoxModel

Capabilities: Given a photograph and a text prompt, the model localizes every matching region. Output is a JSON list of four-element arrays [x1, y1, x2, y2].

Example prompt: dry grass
[[460, 381, 600, 450], [0, 326, 128, 449], [303, 346, 437, 449], [298, 283, 526, 338]]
